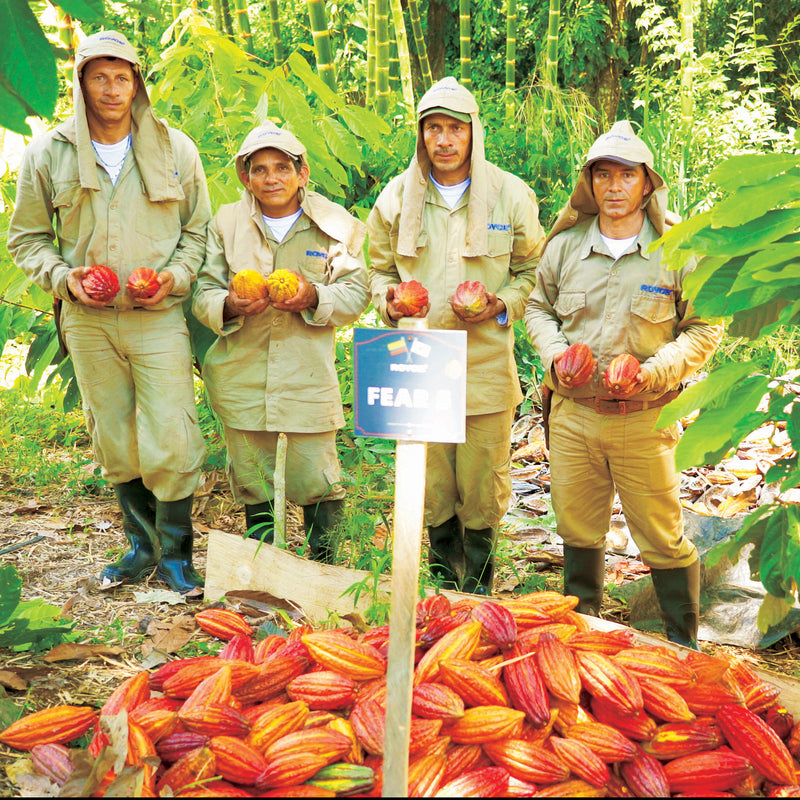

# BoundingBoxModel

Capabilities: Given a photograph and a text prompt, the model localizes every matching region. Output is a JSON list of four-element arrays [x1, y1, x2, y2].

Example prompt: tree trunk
[[427, 0, 455, 81], [389, 0, 416, 107], [307, 0, 337, 91], [233, 0, 254, 53], [408, 0, 433, 92], [54, 6, 75, 83], [376, 0, 391, 114], [459, 0, 471, 88], [505, 0, 517, 122], [593, 0, 627, 125], [367, 0, 377, 104]]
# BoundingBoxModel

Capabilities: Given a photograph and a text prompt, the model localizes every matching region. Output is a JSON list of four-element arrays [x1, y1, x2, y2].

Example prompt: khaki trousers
[[223, 427, 346, 506], [61, 304, 205, 501], [425, 408, 514, 530], [548, 394, 697, 569]]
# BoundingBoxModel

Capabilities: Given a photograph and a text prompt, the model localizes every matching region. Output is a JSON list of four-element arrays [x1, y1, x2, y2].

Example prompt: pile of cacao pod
[[3, 591, 800, 797]]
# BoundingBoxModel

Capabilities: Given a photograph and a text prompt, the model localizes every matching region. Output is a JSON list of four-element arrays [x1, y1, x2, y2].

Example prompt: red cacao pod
[[556, 342, 595, 388], [126, 267, 160, 299], [451, 280, 489, 319], [602, 353, 641, 394], [82, 264, 119, 303], [393, 279, 429, 316]]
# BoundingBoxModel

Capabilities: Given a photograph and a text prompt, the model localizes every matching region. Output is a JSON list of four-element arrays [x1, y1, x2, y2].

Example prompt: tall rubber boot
[[303, 499, 344, 564], [563, 544, 606, 615], [155, 495, 204, 594], [650, 559, 700, 650], [245, 502, 274, 544], [428, 517, 462, 591], [462, 527, 495, 595], [101, 478, 158, 584]]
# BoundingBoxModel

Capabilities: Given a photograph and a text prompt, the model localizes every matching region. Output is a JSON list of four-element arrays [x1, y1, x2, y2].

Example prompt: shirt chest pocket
[[630, 293, 676, 325], [52, 181, 89, 240], [134, 184, 180, 245], [554, 291, 586, 319]]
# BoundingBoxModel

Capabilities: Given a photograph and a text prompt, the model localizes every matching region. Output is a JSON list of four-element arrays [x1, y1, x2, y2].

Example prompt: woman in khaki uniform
[[368, 78, 546, 594], [525, 121, 723, 647], [193, 124, 369, 561], [8, 32, 210, 594]]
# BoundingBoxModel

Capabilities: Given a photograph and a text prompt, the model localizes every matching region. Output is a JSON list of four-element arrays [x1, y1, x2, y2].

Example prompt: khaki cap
[[419, 106, 472, 124], [76, 31, 140, 75], [583, 120, 654, 170], [235, 122, 307, 176]]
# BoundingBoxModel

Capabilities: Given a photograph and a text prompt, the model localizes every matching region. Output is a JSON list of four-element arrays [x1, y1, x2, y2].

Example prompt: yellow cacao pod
[[266, 269, 300, 302], [231, 269, 269, 300]]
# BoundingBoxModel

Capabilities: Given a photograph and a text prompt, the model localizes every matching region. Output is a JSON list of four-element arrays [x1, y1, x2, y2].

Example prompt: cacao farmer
[[192, 123, 370, 561], [368, 77, 547, 594], [525, 120, 723, 648], [8, 31, 210, 594]]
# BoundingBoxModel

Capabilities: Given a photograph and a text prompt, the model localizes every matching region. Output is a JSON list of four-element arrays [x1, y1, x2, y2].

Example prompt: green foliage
[[0, 564, 73, 650], [657, 150, 800, 629]]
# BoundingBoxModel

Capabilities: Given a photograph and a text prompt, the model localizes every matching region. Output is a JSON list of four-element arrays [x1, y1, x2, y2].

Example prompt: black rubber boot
[[428, 517, 463, 591], [303, 499, 344, 564], [101, 478, 158, 584], [563, 544, 606, 615], [155, 495, 204, 594], [462, 527, 495, 595], [245, 502, 275, 544], [650, 559, 700, 650]]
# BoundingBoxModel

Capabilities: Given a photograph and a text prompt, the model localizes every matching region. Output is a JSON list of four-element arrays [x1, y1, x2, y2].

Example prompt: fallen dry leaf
[[0, 670, 27, 691], [43, 643, 125, 662], [142, 614, 196, 655]]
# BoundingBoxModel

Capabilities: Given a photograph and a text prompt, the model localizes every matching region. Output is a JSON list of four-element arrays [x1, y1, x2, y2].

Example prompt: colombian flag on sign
[[387, 338, 408, 355]]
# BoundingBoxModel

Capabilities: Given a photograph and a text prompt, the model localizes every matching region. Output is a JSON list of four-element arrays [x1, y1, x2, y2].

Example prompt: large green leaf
[[760, 507, 799, 599], [688, 209, 800, 260], [338, 105, 392, 149], [272, 79, 314, 132], [710, 153, 800, 192], [657, 360, 756, 428], [710, 170, 800, 228], [287, 51, 343, 112], [0, 564, 22, 627], [727, 297, 800, 340], [706, 505, 772, 569], [57, 0, 105, 21], [320, 117, 364, 175], [0, 80, 32, 135], [0, 0, 58, 119], [730, 243, 800, 292]]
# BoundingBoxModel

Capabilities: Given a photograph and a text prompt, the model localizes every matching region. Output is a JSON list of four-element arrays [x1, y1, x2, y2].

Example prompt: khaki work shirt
[[525, 216, 723, 399], [193, 191, 370, 433], [8, 118, 210, 310], [368, 165, 545, 415]]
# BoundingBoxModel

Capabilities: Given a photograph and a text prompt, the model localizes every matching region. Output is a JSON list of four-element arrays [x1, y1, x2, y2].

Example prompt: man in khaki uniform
[[525, 121, 722, 647], [193, 123, 369, 561], [8, 32, 210, 594], [368, 77, 546, 594]]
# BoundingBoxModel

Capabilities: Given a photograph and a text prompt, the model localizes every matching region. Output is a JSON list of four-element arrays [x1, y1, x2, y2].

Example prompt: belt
[[570, 390, 681, 416]]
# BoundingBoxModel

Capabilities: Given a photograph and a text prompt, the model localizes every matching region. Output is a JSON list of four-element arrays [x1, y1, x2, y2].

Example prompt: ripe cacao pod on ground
[[82, 264, 120, 303], [231, 269, 269, 300], [126, 267, 160, 299], [602, 352, 641, 394], [393, 279, 429, 316], [556, 342, 596, 388], [266, 269, 301, 302], [451, 280, 489, 319]]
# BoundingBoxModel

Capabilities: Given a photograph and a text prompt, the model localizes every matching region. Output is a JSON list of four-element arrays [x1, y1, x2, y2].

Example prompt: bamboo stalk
[[679, 0, 695, 136], [388, 25, 400, 91], [268, 0, 284, 62], [459, 0, 471, 87], [375, 0, 391, 114], [53, 5, 75, 84], [543, 0, 560, 123], [210, 0, 225, 34], [407, 0, 432, 92], [232, 0, 254, 54], [307, 0, 337, 91], [505, 0, 517, 122], [389, 0, 415, 108], [220, 0, 235, 39], [367, 0, 377, 103]]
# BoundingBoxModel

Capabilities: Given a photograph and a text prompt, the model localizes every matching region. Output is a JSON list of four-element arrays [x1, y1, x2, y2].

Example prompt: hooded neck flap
[[73, 31, 184, 203], [548, 120, 673, 242], [397, 77, 491, 258]]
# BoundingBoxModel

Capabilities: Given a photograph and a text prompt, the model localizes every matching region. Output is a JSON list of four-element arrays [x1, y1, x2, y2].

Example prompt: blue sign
[[353, 328, 467, 443]]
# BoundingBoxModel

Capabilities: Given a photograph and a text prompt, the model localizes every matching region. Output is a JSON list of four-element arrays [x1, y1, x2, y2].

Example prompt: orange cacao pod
[[642, 719, 725, 760], [412, 682, 465, 721], [556, 342, 595, 388], [680, 681, 744, 716], [89, 669, 151, 756], [618, 749, 670, 797], [471, 600, 517, 650], [235, 653, 308, 704], [179, 702, 252, 738], [442, 744, 490, 784], [575, 649, 643, 716], [416, 593, 451, 626], [302, 631, 386, 680], [443, 705, 525, 744], [548, 736, 609, 788], [564, 722, 638, 763], [535, 632, 582, 704], [326, 717, 364, 765], [150, 655, 218, 691], [82, 264, 119, 302], [256, 752, 332, 791], [602, 352, 640, 394], [451, 280, 489, 319], [503, 645, 550, 727], [568, 628, 636, 655], [231, 268, 269, 300], [253, 634, 288, 664], [349, 697, 385, 755], [483, 738, 570, 785], [180, 664, 233, 714], [218, 633, 255, 663], [210, 734, 270, 785], [264, 727, 351, 764], [126, 267, 160, 299], [30, 743, 74, 785], [414, 620, 482, 686], [532, 778, 608, 797], [663, 747, 754, 794], [436, 765, 510, 797], [716, 703, 797, 786], [407, 752, 447, 797], [591, 696, 657, 741], [287, 670, 357, 710], [393, 279, 429, 316], [438, 658, 509, 707], [638, 677, 695, 723], [156, 745, 216, 795], [246, 700, 309, 753], [613, 646, 694, 689], [195, 608, 253, 640], [266, 268, 301, 302], [0, 705, 97, 751]]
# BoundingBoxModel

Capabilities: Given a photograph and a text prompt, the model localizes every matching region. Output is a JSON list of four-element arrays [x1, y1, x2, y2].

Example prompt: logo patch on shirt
[[487, 223, 511, 232], [640, 284, 672, 296], [306, 250, 327, 258]]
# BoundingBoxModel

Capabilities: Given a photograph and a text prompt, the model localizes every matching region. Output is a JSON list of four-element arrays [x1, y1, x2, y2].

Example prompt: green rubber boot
[[245, 502, 275, 544], [155, 495, 204, 594], [563, 544, 606, 615], [650, 559, 700, 650], [101, 478, 158, 584], [462, 527, 495, 596], [304, 499, 344, 564], [428, 517, 462, 591]]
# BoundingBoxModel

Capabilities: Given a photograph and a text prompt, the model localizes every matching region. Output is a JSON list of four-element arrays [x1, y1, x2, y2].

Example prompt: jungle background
[[1, 0, 800, 791]]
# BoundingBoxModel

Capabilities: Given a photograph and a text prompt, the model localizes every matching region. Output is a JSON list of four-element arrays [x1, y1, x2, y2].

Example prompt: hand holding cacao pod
[[554, 343, 596, 389], [77, 264, 119, 305], [126, 267, 161, 300], [266, 269, 301, 303], [231, 269, 269, 301], [602, 353, 645, 398], [390, 280, 429, 318], [450, 280, 490, 321]]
